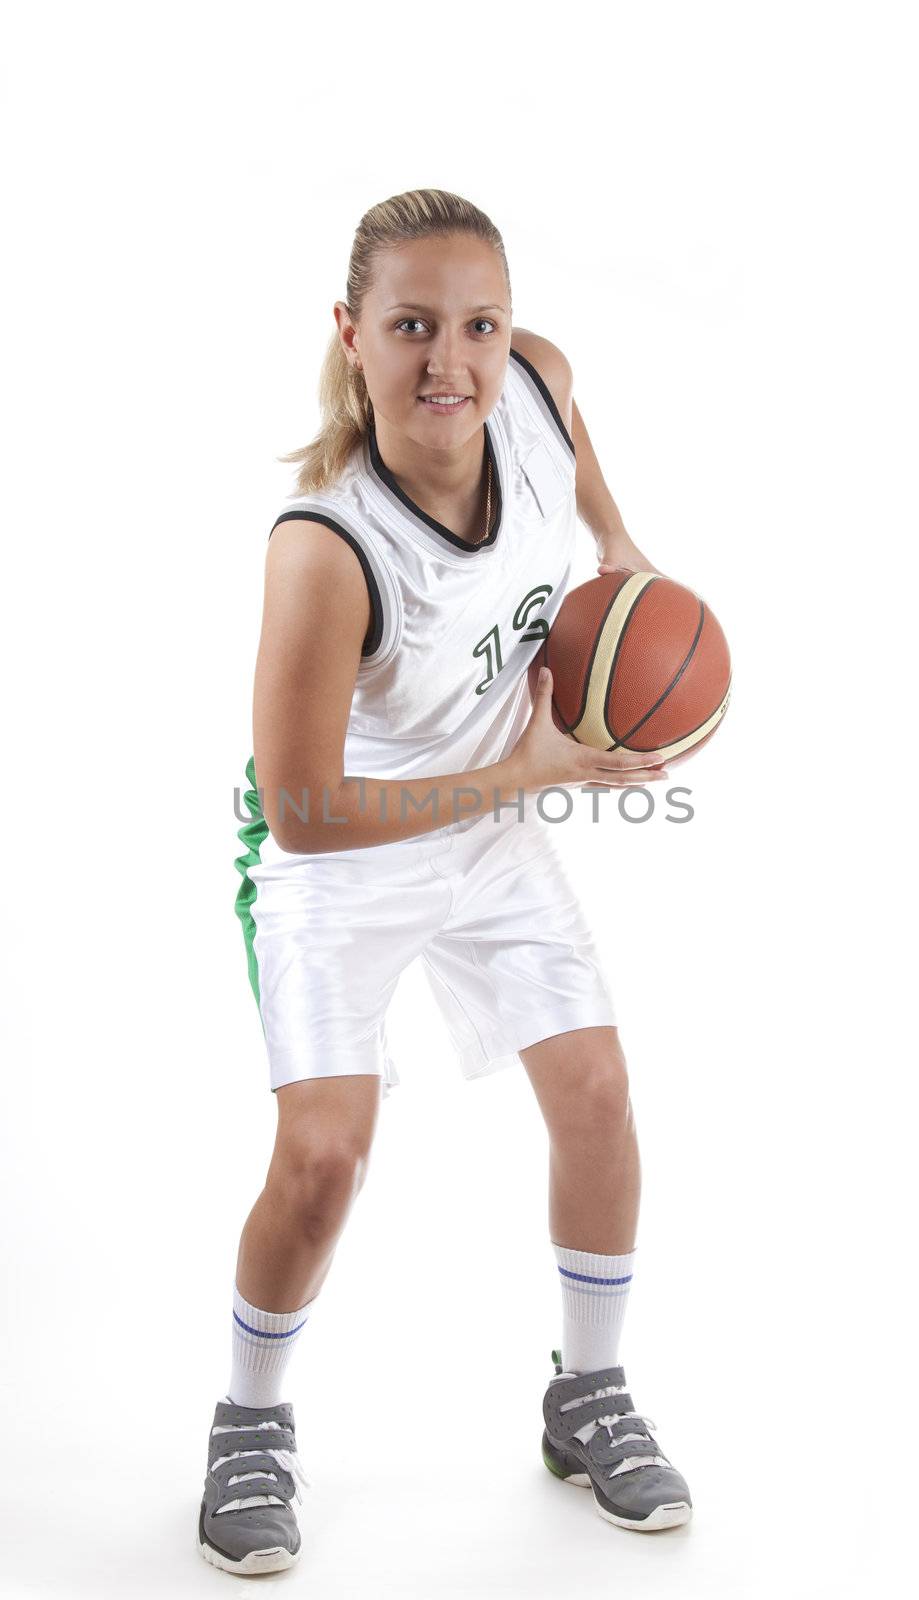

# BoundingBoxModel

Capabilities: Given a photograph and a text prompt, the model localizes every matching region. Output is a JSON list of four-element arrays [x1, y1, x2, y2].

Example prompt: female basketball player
[[198, 190, 692, 1575]]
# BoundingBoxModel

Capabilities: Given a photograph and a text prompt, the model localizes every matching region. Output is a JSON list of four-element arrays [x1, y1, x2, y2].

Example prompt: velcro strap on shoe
[[211, 1452, 296, 1507], [543, 1372, 633, 1441], [208, 1424, 296, 1467], [588, 1432, 667, 1470], [593, 1412, 653, 1443], [549, 1367, 626, 1404], [212, 1399, 296, 1432]]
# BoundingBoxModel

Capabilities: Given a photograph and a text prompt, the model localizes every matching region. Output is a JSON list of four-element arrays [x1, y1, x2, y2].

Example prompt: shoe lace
[[210, 1418, 312, 1515], [562, 1379, 672, 1480]]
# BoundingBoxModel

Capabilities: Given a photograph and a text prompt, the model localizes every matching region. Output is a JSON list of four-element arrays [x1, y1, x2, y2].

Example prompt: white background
[[1, 2, 915, 1595]]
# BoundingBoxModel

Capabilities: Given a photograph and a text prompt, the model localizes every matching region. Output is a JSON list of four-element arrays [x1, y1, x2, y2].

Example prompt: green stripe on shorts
[[234, 754, 268, 1010]]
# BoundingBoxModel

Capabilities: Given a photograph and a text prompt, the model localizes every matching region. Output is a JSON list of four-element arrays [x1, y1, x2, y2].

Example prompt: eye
[[393, 317, 498, 335]]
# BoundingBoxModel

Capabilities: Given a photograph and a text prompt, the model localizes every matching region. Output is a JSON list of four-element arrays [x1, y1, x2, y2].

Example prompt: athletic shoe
[[197, 1396, 311, 1574], [542, 1350, 692, 1530]]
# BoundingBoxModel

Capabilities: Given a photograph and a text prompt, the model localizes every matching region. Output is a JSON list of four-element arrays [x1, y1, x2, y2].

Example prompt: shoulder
[[265, 510, 376, 651], [508, 327, 574, 436]]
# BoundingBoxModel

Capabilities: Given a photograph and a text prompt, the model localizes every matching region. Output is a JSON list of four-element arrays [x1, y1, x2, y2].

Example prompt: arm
[[510, 326, 662, 576], [571, 399, 662, 577], [253, 521, 521, 855]]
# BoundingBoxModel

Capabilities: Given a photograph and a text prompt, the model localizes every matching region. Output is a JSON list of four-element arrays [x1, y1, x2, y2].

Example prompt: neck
[[371, 410, 487, 508]]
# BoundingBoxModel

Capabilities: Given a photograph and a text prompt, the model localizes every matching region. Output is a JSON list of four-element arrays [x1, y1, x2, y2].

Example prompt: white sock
[[552, 1241, 636, 1374], [552, 1242, 637, 1445], [227, 1282, 314, 1409]]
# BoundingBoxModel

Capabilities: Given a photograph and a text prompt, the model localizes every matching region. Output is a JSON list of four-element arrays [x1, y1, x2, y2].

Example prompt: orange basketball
[[527, 568, 731, 769]]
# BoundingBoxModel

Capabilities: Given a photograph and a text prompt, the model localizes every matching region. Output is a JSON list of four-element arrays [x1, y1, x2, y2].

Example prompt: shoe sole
[[541, 1429, 692, 1531], [197, 1499, 301, 1574]]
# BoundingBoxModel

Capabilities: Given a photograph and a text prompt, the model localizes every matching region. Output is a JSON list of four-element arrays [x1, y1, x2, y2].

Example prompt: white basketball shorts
[[241, 811, 618, 1099]]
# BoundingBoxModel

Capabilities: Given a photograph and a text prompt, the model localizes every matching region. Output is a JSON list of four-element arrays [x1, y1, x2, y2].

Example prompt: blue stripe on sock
[[557, 1267, 633, 1286], [232, 1310, 309, 1340]]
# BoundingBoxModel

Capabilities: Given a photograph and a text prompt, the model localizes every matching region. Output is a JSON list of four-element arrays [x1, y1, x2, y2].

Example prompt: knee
[[268, 1134, 371, 1229], [562, 1048, 633, 1136], [587, 1060, 633, 1125]]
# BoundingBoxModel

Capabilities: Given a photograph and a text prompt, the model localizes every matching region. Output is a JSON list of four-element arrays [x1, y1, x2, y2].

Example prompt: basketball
[[527, 568, 731, 770]]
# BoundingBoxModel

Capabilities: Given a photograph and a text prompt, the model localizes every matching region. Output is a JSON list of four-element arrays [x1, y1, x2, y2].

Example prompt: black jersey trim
[[268, 511, 383, 659], [366, 412, 503, 554], [508, 346, 576, 459]]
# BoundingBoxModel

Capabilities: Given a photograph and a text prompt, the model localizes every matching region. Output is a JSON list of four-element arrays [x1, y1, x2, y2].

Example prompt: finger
[[598, 757, 668, 776], [586, 769, 658, 779], [586, 769, 668, 787]]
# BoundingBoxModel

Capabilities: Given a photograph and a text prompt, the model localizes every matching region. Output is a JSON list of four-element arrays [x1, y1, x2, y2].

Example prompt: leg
[[235, 1073, 383, 1311], [200, 1075, 383, 1573], [519, 1025, 639, 1254], [526, 1028, 694, 1528]]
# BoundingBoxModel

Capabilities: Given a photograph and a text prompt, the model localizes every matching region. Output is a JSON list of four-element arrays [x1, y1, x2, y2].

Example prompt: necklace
[[469, 454, 493, 546]]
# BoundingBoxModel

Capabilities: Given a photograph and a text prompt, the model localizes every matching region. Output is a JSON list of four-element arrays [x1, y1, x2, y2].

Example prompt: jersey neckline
[[365, 406, 505, 556]]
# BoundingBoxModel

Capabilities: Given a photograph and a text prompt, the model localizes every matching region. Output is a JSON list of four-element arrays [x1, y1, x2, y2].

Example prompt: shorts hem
[[456, 999, 619, 1083], [269, 1051, 401, 1097]]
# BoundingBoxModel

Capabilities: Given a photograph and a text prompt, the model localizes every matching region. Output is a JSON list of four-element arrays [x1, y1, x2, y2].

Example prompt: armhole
[[508, 346, 577, 464], [268, 509, 394, 665]]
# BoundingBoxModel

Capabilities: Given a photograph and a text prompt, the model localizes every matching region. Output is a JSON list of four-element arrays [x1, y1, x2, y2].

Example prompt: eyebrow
[[385, 303, 505, 314]]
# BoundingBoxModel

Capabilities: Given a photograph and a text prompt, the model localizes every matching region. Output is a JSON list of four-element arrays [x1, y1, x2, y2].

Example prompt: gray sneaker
[[542, 1350, 692, 1530], [197, 1396, 311, 1574]]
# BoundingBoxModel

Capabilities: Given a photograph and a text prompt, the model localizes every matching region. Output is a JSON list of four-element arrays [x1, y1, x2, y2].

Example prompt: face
[[335, 234, 511, 445]]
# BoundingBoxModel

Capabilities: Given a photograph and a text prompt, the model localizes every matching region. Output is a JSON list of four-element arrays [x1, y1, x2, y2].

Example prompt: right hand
[[504, 667, 669, 793]]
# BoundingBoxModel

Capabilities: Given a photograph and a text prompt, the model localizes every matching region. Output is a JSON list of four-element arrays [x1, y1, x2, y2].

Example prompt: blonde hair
[[277, 188, 512, 497]]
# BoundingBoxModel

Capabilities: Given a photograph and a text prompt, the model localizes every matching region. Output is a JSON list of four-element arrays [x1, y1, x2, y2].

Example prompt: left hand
[[597, 559, 667, 580], [594, 533, 665, 580]]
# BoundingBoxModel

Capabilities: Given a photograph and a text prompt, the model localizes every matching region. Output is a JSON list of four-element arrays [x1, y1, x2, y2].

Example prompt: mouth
[[417, 394, 472, 415]]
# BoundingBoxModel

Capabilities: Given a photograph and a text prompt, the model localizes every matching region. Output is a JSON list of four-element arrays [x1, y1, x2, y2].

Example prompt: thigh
[[273, 1073, 383, 1166]]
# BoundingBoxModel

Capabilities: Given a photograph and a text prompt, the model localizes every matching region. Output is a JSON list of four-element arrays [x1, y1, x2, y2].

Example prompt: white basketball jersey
[[246, 347, 579, 860]]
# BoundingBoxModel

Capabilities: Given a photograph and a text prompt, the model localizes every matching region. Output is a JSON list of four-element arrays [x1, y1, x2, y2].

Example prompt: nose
[[426, 326, 465, 383]]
